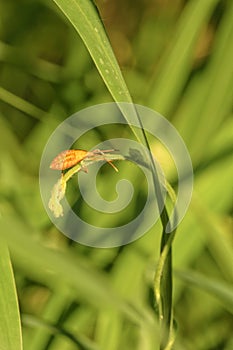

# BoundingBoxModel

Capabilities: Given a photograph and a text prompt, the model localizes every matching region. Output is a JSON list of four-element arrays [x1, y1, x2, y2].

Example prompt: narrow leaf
[[52, 0, 146, 145], [0, 238, 23, 350], [176, 269, 233, 314]]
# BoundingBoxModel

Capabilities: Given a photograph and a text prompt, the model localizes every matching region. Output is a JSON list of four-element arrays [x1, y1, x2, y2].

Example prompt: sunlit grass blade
[[173, 1, 233, 162], [0, 86, 51, 121], [147, 0, 219, 116], [52, 0, 148, 145], [189, 1, 233, 159], [0, 238, 23, 350], [52, 0, 131, 102], [22, 313, 100, 350], [175, 269, 233, 314], [1, 207, 155, 331]]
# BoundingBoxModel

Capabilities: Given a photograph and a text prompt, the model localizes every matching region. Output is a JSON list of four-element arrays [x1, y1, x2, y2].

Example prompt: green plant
[[0, 0, 232, 349]]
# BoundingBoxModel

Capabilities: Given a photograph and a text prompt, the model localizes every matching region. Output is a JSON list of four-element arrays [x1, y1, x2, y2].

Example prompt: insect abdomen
[[50, 150, 88, 170]]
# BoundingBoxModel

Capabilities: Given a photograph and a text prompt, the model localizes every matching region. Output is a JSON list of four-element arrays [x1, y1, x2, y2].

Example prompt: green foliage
[[0, 0, 232, 349], [0, 239, 23, 350]]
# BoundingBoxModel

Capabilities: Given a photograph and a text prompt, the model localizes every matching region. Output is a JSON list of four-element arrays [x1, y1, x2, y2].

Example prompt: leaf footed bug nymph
[[50, 149, 118, 172]]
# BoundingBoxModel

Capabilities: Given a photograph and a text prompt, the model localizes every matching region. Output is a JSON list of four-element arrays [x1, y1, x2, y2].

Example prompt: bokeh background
[[0, 0, 232, 349]]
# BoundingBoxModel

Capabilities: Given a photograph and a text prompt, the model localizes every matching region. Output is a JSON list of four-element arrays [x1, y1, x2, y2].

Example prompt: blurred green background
[[0, 0, 232, 349]]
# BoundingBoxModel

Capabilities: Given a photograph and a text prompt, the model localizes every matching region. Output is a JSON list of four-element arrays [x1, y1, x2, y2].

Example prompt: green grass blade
[[0, 238, 23, 350], [174, 1, 233, 162], [1, 209, 154, 330], [189, 1, 233, 158], [53, 0, 132, 103], [49, 6, 176, 346], [0, 86, 50, 121], [52, 0, 148, 145], [191, 193, 233, 282], [176, 269, 233, 314], [22, 313, 100, 350], [154, 228, 176, 349], [147, 0, 219, 116]]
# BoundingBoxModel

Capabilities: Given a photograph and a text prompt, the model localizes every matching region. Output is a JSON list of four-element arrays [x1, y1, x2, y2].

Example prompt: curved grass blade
[[22, 313, 100, 350], [51, 2, 177, 347], [52, 0, 147, 145], [53, 0, 131, 103]]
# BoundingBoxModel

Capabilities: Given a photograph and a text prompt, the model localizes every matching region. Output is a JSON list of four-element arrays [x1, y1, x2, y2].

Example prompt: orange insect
[[50, 149, 118, 172]]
